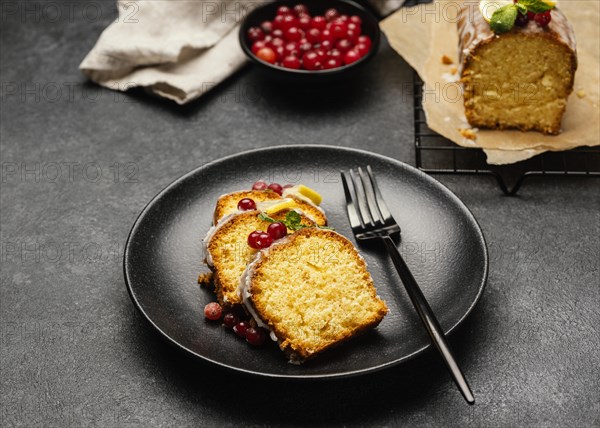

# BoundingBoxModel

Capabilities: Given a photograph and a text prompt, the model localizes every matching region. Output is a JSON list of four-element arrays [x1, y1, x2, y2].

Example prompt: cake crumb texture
[[208, 210, 315, 306], [441, 54, 454, 65], [458, 8, 577, 135], [197, 272, 213, 286], [248, 228, 388, 361]]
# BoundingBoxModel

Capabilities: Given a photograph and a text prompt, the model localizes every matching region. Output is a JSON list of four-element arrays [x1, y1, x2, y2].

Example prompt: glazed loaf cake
[[457, 5, 577, 134]]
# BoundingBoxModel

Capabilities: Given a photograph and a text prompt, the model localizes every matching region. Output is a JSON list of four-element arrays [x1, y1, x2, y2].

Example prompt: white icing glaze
[[202, 212, 242, 267], [238, 236, 296, 343], [442, 72, 460, 83]]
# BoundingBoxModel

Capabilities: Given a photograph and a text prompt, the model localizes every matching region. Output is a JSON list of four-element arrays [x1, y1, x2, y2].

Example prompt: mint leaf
[[518, 0, 553, 13], [283, 211, 312, 231], [515, 2, 527, 15], [259, 210, 307, 231], [317, 225, 335, 230], [258, 210, 334, 232], [490, 4, 517, 33], [285, 211, 302, 228], [258, 212, 276, 223]]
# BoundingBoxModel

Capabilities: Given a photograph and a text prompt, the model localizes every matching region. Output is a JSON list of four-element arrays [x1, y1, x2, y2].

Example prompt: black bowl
[[239, 0, 381, 84]]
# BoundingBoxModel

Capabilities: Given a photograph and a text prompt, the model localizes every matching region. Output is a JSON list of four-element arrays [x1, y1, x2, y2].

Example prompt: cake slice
[[240, 228, 388, 363], [213, 190, 327, 226], [205, 209, 316, 306], [458, 4, 577, 134], [213, 190, 281, 224]]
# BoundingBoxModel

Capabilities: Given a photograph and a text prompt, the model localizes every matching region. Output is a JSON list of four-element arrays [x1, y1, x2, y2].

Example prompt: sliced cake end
[[242, 228, 388, 363]]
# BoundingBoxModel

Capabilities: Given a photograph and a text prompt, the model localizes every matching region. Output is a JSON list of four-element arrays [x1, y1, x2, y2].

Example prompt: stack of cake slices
[[202, 185, 388, 363]]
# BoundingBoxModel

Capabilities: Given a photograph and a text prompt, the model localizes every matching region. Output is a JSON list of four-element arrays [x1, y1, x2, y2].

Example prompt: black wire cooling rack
[[413, 74, 600, 195]]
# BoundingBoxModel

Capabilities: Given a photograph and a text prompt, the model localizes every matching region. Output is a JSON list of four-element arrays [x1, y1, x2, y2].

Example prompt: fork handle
[[382, 236, 475, 404]]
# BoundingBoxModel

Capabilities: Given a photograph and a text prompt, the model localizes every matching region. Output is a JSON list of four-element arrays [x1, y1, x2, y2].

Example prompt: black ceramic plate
[[124, 145, 488, 379]]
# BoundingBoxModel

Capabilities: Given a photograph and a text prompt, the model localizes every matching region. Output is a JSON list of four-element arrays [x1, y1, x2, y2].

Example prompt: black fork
[[341, 166, 475, 405]]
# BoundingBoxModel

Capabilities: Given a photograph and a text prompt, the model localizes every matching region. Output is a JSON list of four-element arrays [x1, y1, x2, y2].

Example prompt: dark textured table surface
[[1, 1, 599, 427]]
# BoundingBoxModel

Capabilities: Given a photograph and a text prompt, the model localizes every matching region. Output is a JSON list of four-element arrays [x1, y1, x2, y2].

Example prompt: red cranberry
[[277, 6, 292, 16], [248, 27, 264, 42], [306, 28, 321, 44], [274, 45, 286, 61], [350, 15, 362, 25], [330, 20, 348, 39], [268, 182, 283, 195], [298, 14, 311, 31], [324, 58, 342, 69], [282, 55, 301, 69], [303, 51, 323, 70], [257, 232, 273, 248], [204, 302, 222, 321], [251, 40, 267, 55], [355, 42, 370, 56], [294, 4, 309, 16], [347, 22, 360, 32], [343, 49, 361, 65], [339, 14, 349, 22], [357, 35, 372, 50], [248, 231, 273, 249], [233, 321, 250, 338], [248, 230, 261, 248], [285, 27, 303, 42], [314, 47, 328, 58], [527, 11, 535, 20], [281, 15, 299, 32], [260, 21, 273, 34], [328, 49, 343, 60], [245, 327, 267, 346], [284, 42, 300, 57], [325, 8, 340, 22], [346, 29, 360, 43], [272, 28, 284, 38], [223, 312, 238, 329], [320, 40, 334, 51], [320, 29, 335, 43], [252, 180, 268, 190], [311, 16, 327, 31], [237, 198, 256, 211], [534, 11, 551, 27], [336, 39, 353, 53], [269, 37, 285, 48], [273, 14, 285, 29], [267, 222, 288, 240], [256, 47, 277, 64], [299, 41, 312, 52]]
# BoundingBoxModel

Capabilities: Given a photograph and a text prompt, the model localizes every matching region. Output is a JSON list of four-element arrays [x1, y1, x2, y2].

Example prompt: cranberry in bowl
[[239, 0, 380, 83]]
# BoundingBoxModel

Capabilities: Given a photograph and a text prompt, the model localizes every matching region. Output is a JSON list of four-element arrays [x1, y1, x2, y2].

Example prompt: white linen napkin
[[80, 0, 404, 104]]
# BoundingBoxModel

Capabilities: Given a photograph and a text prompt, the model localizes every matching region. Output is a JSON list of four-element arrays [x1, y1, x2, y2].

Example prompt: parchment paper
[[381, 0, 599, 164]]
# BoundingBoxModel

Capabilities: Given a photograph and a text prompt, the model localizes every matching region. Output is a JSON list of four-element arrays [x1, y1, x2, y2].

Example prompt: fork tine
[[358, 166, 385, 226], [341, 171, 363, 230], [349, 168, 375, 227], [366, 165, 396, 225]]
